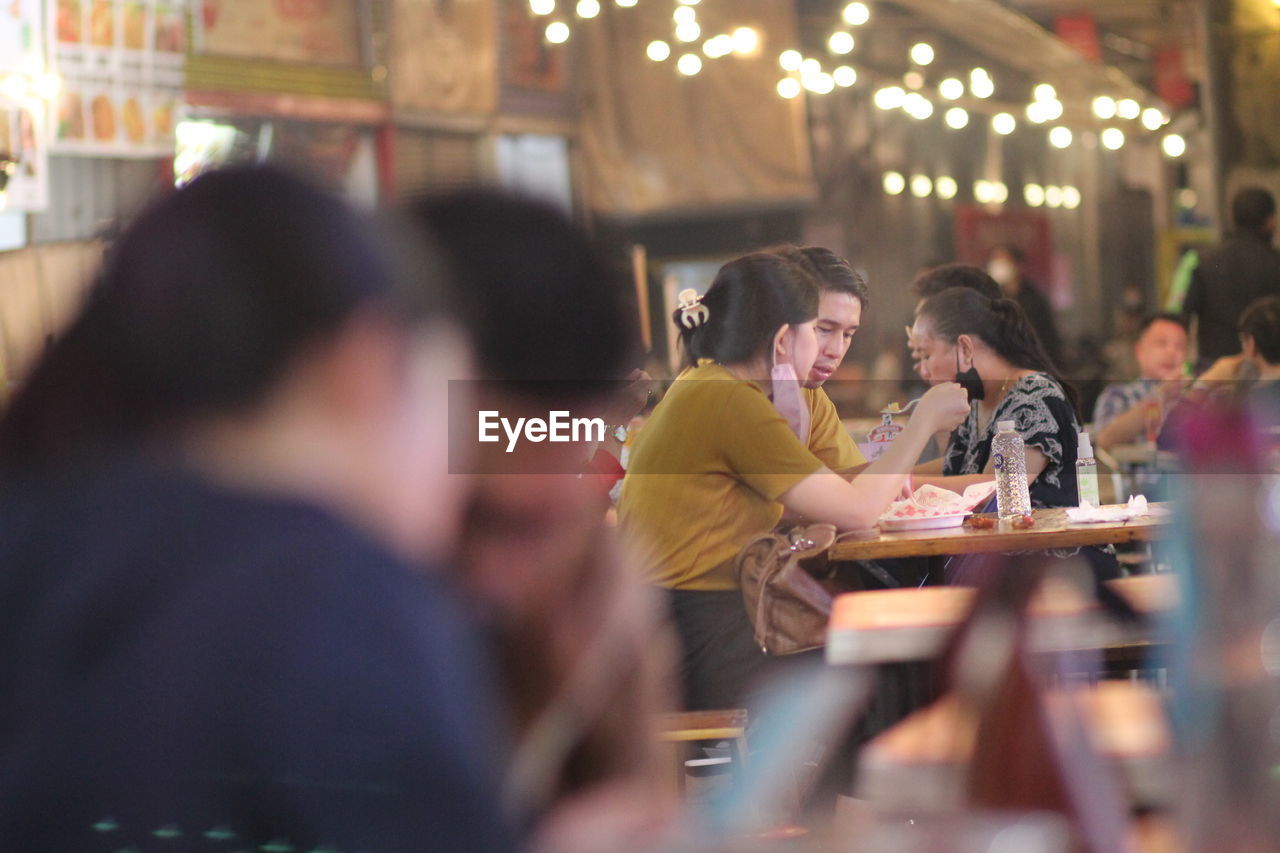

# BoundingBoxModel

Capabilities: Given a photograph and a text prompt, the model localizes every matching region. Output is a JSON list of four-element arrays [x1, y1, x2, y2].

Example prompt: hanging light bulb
[[676, 53, 703, 75], [833, 66, 857, 87], [1033, 83, 1056, 101], [936, 176, 958, 200], [545, 21, 570, 43], [944, 107, 969, 129], [777, 78, 802, 99], [991, 112, 1015, 135], [1117, 98, 1140, 120], [1141, 107, 1167, 131], [730, 27, 759, 55], [828, 31, 854, 55], [576, 0, 600, 18], [1101, 127, 1125, 150], [1024, 183, 1045, 207], [1162, 133, 1187, 157], [779, 50, 803, 71], [1048, 126, 1072, 148], [910, 174, 933, 197], [910, 42, 935, 66], [873, 85, 906, 110], [1062, 186, 1081, 209], [647, 40, 671, 61], [883, 171, 906, 195], [842, 2, 870, 26], [1092, 95, 1117, 119], [938, 78, 964, 100], [530, 0, 554, 15]]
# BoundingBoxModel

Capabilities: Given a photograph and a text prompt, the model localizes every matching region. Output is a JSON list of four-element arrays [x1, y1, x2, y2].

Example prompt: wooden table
[[828, 505, 1171, 563]]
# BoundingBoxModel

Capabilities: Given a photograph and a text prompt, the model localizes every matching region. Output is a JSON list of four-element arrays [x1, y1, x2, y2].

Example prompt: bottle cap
[[997, 420, 1016, 431], [1078, 431, 1093, 457]]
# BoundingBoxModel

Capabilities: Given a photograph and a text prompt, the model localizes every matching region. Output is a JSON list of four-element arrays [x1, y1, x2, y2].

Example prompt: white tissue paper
[[1065, 494, 1166, 523]]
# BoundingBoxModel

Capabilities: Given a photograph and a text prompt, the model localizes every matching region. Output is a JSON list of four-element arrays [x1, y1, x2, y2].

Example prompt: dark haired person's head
[[986, 245, 1026, 294], [1231, 187, 1277, 239], [676, 252, 820, 380], [911, 263, 1003, 309], [1134, 313, 1189, 381], [409, 188, 637, 403], [771, 246, 866, 389], [0, 165, 466, 558], [912, 286, 1079, 414], [1239, 295, 1280, 367]]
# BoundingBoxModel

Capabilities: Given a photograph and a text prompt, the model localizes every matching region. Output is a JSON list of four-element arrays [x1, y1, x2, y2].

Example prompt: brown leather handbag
[[734, 522, 843, 656]]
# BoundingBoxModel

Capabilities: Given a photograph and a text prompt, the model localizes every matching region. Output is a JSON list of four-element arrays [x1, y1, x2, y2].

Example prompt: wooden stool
[[658, 709, 749, 797]]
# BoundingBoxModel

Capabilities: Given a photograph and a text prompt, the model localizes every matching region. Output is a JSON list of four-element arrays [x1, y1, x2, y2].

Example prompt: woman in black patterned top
[[909, 285, 1120, 583], [910, 285, 1081, 505]]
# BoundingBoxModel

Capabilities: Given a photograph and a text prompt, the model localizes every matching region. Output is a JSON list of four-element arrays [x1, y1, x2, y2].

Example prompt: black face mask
[[955, 350, 985, 401]]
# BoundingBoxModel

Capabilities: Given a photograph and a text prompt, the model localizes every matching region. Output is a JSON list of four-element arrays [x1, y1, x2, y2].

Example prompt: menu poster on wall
[[1, 0, 51, 210], [49, 0, 187, 157], [193, 0, 363, 67]]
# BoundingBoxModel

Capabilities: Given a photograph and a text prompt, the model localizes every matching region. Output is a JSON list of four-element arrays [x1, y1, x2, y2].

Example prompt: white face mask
[[987, 258, 1018, 289], [771, 357, 810, 444]]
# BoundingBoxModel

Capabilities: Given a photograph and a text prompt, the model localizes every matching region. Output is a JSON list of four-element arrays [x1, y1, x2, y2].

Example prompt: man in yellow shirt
[[791, 246, 869, 474]]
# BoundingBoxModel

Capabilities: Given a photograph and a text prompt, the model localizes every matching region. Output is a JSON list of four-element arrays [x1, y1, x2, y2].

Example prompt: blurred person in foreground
[[410, 189, 678, 852], [0, 167, 515, 852], [1182, 186, 1280, 370], [1091, 314, 1190, 450]]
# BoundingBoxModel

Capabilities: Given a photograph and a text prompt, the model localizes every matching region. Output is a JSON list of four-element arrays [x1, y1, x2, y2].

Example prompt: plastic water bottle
[[1076, 430, 1101, 506], [992, 420, 1031, 519]]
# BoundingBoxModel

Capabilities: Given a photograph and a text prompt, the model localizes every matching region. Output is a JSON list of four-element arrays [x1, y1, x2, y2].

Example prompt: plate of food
[[879, 511, 971, 531]]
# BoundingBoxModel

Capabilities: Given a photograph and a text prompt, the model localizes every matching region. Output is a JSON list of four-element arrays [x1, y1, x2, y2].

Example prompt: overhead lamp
[[936, 176, 958, 199], [675, 21, 700, 42], [1048, 126, 1072, 148], [1162, 133, 1187, 157], [730, 27, 759, 55], [530, 0, 554, 15], [833, 66, 857, 87], [992, 112, 1015, 135], [910, 42, 935, 66], [647, 40, 671, 61], [903, 92, 933, 119], [576, 0, 600, 18], [1045, 185, 1063, 208], [883, 171, 906, 195], [1062, 186, 1081, 209], [944, 107, 969, 129], [779, 50, 803, 71], [1100, 127, 1125, 150], [1117, 98, 1140, 119], [829, 31, 854, 55], [1092, 95, 1117, 119], [970, 71, 994, 99], [843, 2, 870, 26], [1024, 183, 1045, 207], [1141, 107, 1166, 131], [938, 78, 964, 100], [677, 53, 703, 75], [777, 78, 802, 99], [702, 35, 733, 58], [673, 5, 696, 24], [1033, 83, 1056, 101], [874, 85, 906, 110], [545, 21, 570, 43], [910, 174, 933, 197]]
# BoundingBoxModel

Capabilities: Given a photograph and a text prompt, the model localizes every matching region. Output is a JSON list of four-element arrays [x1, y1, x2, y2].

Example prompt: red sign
[[1155, 46, 1195, 109], [1055, 14, 1101, 63]]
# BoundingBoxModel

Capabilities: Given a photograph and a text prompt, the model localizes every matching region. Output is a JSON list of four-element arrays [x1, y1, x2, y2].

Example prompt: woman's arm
[[779, 383, 971, 529]]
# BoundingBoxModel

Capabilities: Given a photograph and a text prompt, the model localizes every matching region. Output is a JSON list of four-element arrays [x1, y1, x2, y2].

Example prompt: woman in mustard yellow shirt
[[619, 252, 969, 711]]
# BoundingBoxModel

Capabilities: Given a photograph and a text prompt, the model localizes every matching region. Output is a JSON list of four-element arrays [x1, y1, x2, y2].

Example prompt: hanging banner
[[49, 0, 187, 157], [1, 0, 51, 210]]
